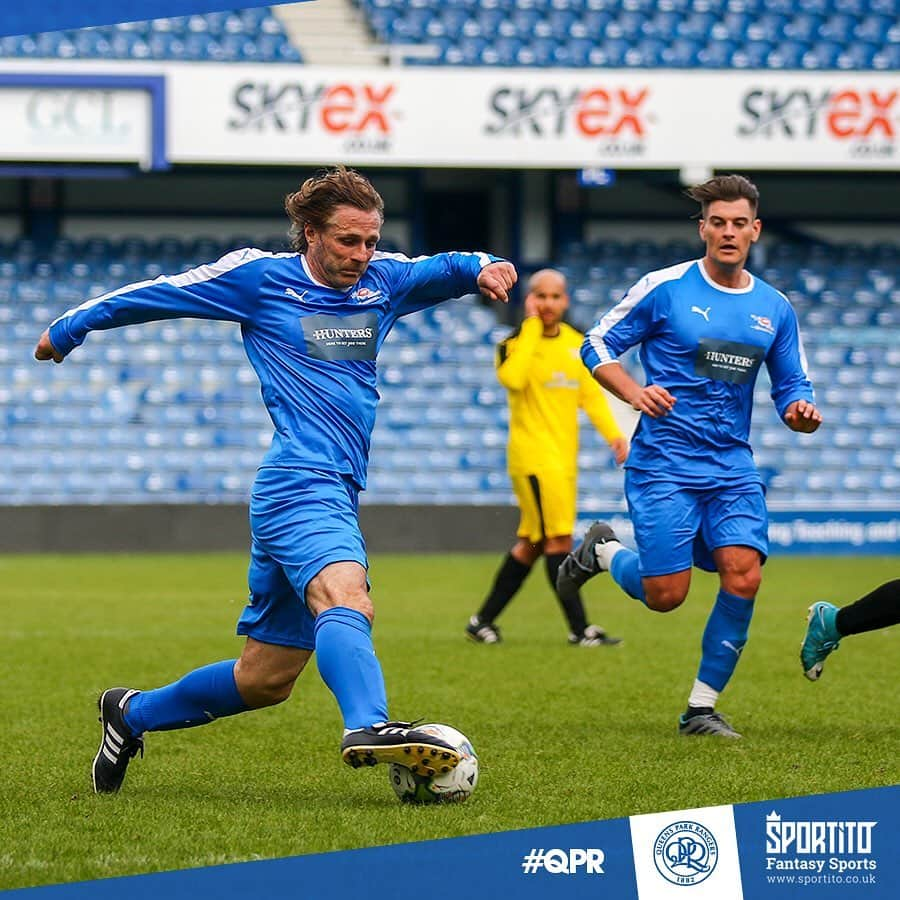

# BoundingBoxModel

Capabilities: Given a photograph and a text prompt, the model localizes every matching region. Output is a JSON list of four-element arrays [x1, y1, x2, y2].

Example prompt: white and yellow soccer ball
[[388, 723, 479, 804]]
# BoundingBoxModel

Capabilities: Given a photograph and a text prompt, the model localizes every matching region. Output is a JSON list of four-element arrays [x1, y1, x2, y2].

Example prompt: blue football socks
[[697, 589, 755, 692], [314, 606, 389, 730], [610, 548, 647, 604], [124, 659, 248, 734]]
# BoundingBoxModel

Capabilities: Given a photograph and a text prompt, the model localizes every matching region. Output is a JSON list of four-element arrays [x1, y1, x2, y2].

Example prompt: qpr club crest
[[653, 820, 719, 885], [353, 287, 382, 304], [750, 313, 775, 335]]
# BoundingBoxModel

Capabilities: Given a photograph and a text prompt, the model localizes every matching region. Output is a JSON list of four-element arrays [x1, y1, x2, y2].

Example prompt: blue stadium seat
[[783, 12, 821, 42], [732, 41, 773, 68], [480, 37, 520, 65], [661, 37, 701, 66], [0, 8, 303, 62], [803, 41, 843, 68], [837, 41, 877, 69], [625, 37, 667, 66], [697, 40, 737, 67], [352, 0, 893, 71], [677, 12, 717, 40]]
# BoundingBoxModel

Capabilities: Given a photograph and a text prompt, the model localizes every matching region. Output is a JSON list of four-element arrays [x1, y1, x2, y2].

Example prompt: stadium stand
[[2, 235, 897, 510], [355, 0, 900, 69], [0, 8, 303, 62], [1, 1, 896, 69]]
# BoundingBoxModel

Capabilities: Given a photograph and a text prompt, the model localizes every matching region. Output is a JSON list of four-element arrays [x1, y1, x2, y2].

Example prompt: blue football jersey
[[582, 259, 814, 484], [49, 248, 497, 488]]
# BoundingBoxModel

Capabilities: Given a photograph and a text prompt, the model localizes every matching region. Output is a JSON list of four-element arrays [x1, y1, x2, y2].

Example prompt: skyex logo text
[[520, 848, 605, 875], [653, 821, 719, 885], [765, 811, 878, 875]]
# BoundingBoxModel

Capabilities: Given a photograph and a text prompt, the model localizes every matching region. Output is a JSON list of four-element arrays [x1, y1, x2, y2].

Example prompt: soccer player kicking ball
[[801, 579, 900, 681], [558, 174, 822, 738], [34, 165, 517, 793]]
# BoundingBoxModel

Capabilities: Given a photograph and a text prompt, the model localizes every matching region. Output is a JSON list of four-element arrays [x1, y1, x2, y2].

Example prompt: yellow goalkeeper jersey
[[496, 316, 622, 476]]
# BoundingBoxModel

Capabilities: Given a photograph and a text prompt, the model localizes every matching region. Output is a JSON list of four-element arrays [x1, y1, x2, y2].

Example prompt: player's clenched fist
[[629, 383, 676, 418], [783, 399, 822, 433], [477, 261, 518, 303], [34, 329, 64, 363]]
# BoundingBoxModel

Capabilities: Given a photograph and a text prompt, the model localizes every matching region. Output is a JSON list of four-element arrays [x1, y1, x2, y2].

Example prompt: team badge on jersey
[[750, 314, 775, 335], [545, 371, 579, 390], [353, 287, 383, 304]]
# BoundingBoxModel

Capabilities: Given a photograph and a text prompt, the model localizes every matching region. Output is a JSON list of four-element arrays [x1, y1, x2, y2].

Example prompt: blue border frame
[[0, 73, 168, 171]]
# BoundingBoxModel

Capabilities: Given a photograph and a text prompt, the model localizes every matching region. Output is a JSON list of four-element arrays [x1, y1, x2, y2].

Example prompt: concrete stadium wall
[[0, 505, 519, 554]]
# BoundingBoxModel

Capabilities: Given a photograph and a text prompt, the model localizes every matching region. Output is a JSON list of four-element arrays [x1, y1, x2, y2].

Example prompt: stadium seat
[[0, 7, 304, 62], [350, 0, 894, 71]]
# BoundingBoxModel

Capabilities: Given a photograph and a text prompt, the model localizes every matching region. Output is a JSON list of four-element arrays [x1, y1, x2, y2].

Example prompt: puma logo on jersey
[[722, 640, 744, 657], [285, 287, 308, 302], [691, 305, 712, 321]]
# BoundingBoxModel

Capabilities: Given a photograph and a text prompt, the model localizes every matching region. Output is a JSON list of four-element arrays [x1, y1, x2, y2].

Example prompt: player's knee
[[237, 666, 297, 708], [235, 642, 309, 708], [255, 676, 295, 707], [512, 539, 542, 564], [336, 592, 375, 623], [645, 587, 687, 613], [722, 570, 761, 598], [306, 562, 372, 621], [311, 588, 374, 623]]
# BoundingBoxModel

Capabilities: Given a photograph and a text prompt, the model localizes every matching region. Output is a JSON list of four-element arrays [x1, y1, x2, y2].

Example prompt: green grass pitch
[[2, 552, 898, 889]]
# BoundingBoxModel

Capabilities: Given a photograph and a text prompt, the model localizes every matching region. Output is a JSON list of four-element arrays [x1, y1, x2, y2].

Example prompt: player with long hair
[[36, 165, 517, 793]]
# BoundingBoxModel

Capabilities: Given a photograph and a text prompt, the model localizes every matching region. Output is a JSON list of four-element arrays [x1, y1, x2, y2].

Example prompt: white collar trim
[[698, 259, 754, 294], [300, 254, 354, 292]]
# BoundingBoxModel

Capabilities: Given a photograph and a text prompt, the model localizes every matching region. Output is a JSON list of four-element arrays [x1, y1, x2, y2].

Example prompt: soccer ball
[[388, 723, 479, 804]]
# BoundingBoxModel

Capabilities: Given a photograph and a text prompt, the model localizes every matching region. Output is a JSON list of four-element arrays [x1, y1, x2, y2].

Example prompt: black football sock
[[477, 553, 532, 623], [835, 579, 900, 636], [546, 552, 588, 635]]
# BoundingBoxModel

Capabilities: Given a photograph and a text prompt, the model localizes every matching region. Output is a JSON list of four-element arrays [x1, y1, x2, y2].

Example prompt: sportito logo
[[654, 820, 719, 886]]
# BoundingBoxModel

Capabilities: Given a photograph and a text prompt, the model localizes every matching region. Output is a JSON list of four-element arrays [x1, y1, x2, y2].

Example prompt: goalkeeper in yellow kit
[[466, 269, 629, 646]]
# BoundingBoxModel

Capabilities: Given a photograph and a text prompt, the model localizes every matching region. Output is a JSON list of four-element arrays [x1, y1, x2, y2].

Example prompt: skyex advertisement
[[0, 60, 897, 170]]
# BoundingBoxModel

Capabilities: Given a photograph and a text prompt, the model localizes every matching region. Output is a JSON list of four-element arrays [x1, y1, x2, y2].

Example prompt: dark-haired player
[[559, 174, 822, 738]]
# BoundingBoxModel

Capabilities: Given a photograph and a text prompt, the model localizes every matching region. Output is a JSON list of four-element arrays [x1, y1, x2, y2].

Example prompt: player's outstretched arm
[[477, 261, 517, 303], [783, 399, 822, 433], [34, 329, 64, 363]]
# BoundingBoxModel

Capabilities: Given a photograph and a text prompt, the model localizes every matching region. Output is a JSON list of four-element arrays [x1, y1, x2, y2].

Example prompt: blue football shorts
[[236, 466, 368, 650], [624, 469, 769, 577]]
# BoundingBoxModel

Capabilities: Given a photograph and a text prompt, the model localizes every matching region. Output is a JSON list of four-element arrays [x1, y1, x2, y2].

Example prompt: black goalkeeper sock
[[477, 553, 532, 623], [835, 579, 900, 636], [545, 552, 588, 635]]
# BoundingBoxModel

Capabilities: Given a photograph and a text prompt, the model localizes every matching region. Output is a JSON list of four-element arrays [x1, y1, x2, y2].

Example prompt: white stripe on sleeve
[[586, 259, 696, 364], [50, 247, 287, 328]]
